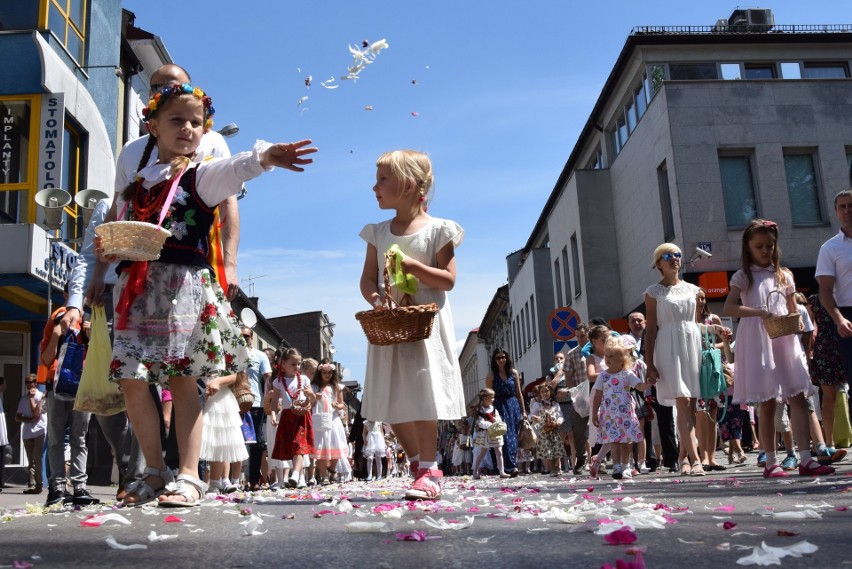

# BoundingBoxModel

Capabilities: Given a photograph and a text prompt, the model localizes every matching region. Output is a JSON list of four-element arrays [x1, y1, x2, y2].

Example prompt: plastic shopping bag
[[74, 306, 125, 415]]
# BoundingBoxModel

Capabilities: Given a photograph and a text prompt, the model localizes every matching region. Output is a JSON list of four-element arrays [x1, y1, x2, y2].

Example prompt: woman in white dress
[[644, 243, 704, 477]]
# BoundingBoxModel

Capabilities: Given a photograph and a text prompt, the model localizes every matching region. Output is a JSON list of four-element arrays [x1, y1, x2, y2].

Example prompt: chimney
[[249, 297, 259, 309]]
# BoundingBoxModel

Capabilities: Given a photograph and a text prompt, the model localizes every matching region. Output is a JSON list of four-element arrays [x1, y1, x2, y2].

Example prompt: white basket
[[95, 221, 171, 262]]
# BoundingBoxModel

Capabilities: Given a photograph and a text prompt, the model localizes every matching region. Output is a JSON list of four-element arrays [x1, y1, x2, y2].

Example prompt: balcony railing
[[632, 24, 852, 36]]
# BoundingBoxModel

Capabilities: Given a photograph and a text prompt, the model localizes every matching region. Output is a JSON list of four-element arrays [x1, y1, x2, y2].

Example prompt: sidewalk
[[0, 483, 117, 510]]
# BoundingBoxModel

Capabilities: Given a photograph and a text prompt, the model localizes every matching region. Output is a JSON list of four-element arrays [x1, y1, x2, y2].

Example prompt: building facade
[[499, 9, 852, 381]]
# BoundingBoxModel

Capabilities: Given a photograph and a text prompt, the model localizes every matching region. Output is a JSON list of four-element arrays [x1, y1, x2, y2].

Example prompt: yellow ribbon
[[387, 244, 418, 295]]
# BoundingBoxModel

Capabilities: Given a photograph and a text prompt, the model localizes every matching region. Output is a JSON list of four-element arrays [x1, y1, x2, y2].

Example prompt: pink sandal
[[404, 468, 442, 500], [762, 464, 789, 479], [798, 460, 835, 477]]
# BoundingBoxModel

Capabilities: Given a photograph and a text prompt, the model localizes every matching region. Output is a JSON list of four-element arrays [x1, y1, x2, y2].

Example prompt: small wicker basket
[[355, 251, 438, 346], [762, 290, 801, 339], [95, 221, 171, 262]]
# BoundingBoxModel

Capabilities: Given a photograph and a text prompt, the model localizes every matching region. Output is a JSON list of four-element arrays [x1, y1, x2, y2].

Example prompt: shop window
[[0, 190, 21, 223], [783, 152, 824, 225], [719, 154, 759, 228], [0, 99, 33, 186], [47, 0, 87, 65]]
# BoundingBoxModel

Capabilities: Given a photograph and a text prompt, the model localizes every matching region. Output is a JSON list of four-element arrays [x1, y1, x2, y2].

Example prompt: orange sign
[[698, 271, 729, 299]]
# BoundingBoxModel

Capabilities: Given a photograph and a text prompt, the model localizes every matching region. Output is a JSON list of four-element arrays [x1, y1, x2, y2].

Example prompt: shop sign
[[37, 93, 64, 191]]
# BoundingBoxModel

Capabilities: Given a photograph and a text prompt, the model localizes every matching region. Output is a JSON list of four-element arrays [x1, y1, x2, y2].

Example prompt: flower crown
[[142, 82, 215, 132], [318, 363, 335, 372]]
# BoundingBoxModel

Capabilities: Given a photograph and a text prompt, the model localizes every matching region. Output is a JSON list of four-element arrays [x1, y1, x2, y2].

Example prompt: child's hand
[[369, 293, 386, 311], [592, 414, 600, 428], [206, 378, 221, 397], [260, 140, 317, 171], [93, 236, 119, 264]]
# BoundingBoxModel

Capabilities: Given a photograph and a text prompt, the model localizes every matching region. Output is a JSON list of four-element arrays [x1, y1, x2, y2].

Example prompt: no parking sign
[[548, 307, 581, 340]]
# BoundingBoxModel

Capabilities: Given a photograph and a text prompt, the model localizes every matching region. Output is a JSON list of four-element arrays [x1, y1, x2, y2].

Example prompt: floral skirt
[[536, 429, 566, 459], [110, 264, 248, 383]]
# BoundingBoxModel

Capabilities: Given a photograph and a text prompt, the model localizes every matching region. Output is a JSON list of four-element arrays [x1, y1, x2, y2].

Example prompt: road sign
[[554, 340, 577, 354], [548, 307, 581, 340]]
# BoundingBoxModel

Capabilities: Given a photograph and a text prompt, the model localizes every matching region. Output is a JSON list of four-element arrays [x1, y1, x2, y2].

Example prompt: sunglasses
[[659, 252, 682, 262], [25, 381, 36, 385], [495, 355, 507, 360]]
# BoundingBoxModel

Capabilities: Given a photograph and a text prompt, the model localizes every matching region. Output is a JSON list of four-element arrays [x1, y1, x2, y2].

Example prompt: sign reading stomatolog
[[37, 93, 65, 191]]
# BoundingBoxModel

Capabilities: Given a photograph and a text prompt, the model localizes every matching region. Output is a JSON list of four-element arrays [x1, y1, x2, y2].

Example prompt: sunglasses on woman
[[659, 251, 682, 262]]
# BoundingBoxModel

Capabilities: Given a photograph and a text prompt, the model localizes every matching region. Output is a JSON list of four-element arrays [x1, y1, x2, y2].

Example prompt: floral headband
[[318, 363, 335, 372], [142, 83, 215, 132]]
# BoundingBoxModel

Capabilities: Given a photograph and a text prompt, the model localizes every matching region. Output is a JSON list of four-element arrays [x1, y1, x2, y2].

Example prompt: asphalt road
[[0, 455, 849, 569]]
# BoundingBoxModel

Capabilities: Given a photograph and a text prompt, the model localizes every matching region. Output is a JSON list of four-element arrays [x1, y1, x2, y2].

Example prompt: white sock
[[376, 459, 384, 479], [409, 454, 420, 464], [366, 457, 374, 478], [420, 460, 437, 471], [799, 450, 812, 465]]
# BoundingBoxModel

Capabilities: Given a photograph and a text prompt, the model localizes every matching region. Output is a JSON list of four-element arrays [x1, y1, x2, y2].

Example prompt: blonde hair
[[651, 243, 681, 270], [376, 150, 433, 209], [604, 337, 635, 371], [478, 387, 495, 401]]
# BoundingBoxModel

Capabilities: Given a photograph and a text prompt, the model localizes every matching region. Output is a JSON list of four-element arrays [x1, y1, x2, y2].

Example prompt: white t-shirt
[[797, 304, 815, 334], [815, 230, 852, 307], [17, 392, 47, 439]]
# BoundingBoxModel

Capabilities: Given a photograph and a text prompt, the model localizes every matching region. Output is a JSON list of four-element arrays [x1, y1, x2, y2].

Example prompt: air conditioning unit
[[727, 9, 749, 32], [746, 8, 775, 32], [712, 18, 728, 33]]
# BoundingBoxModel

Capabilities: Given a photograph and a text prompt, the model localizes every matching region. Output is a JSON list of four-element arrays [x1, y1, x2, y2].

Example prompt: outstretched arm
[[259, 140, 317, 171]]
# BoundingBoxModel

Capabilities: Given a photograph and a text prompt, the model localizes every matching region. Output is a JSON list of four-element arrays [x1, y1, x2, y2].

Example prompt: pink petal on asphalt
[[604, 528, 638, 545], [163, 516, 184, 523]]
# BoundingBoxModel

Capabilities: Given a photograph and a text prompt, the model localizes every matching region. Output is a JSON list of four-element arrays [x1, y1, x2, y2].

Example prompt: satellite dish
[[240, 307, 257, 328]]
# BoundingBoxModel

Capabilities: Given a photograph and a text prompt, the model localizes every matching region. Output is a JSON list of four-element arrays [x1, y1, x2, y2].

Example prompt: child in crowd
[[15, 374, 46, 494], [586, 325, 612, 477], [264, 386, 284, 489], [530, 384, 565, 476], [471, 388, 508, 479], [300, 358, 319, 485], [269, 347, 317, 488], [201, 372, 248, 494], [359, 149, 464, 500], [723, 220, 835, 478], [310, 359, 348, 485], [88, 82, 316, 506], [363, 420, 387, 481], [591, 337, 656, 480]]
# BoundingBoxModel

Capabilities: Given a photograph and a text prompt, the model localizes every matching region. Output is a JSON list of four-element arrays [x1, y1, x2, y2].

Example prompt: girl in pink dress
[[723, 220, 835, 478], [591, 337, 656, 480]]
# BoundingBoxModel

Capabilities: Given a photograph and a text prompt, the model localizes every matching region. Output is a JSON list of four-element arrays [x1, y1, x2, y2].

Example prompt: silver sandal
[[122, 467, 174, 507], [158, 473, 208, 507]]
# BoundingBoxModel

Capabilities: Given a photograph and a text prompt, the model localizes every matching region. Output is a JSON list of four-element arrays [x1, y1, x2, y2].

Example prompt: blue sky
[[120, 1, 850, 384]]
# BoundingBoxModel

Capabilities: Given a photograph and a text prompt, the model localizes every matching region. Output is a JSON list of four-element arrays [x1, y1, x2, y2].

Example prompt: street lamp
[[217, 123, 239, 138]]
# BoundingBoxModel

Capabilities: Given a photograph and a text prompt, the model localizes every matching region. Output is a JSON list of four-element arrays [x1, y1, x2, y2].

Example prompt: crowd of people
[[0, 60, 850, 506]]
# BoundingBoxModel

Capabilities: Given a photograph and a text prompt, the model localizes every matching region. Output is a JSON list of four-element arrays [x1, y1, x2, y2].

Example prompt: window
[[60, 121, 84, 243], [0, 191, 21, 223], [47, 0, 87, 64], [846, 150, 852, 185], [635, 81, 647, 120], [529, 294, 536, 343], [648, 64, 665, 95], [744, 64, 777, 79], [783, 152, 823, 225], [780, 62, 801, 79], [616, 115, 627, 153], [586, 145, 603, 170], [626, 98, 637, 134], [524, 301, 532, 347], [719, 154, 759, 227], [657, 162, 675, 242], [554, 258, 563, 308], [669, 63, 717, 80], [0, 99, 33, 187], [720, 63, 742, 80], [570, 234, 581, 297], [561, 246, 572, 304], [803, 63, 849, 79]]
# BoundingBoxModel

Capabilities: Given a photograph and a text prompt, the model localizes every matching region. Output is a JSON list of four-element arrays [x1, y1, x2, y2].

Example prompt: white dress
[[359, 218, 465, 423], [645, 281, 701, 404], [311, 384, 349, 461], [200, 387, 249, 463], [363, 421, 387, 457], [0, 395, 8, 447]]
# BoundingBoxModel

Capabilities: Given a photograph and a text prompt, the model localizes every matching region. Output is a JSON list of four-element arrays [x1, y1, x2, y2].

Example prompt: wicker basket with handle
[[95, 221, 171, 262], [355, 250, 438, 346], [762, 289, 801, 339]]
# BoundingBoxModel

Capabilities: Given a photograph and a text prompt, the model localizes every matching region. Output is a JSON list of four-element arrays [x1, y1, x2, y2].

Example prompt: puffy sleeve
[[435, 219, 464, 250], [730, 270, 748, 290], [195, 140, 275, 207], [644, 284, 660, 299], [359, 223, 378, 247]]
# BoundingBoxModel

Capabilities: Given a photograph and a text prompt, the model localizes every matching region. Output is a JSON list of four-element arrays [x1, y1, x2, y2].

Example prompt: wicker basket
[[762, 290, 801, 339], [355, 251, 438, 345], [95, 221, 171, 262]]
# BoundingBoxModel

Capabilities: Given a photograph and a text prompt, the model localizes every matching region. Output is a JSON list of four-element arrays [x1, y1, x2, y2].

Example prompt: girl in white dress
[[359, 150, 464, 500], [471, 388, 508, 479], [310, 360, 349, 485], [362, 421, 387, 481], [201, 372, 249, 494]]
